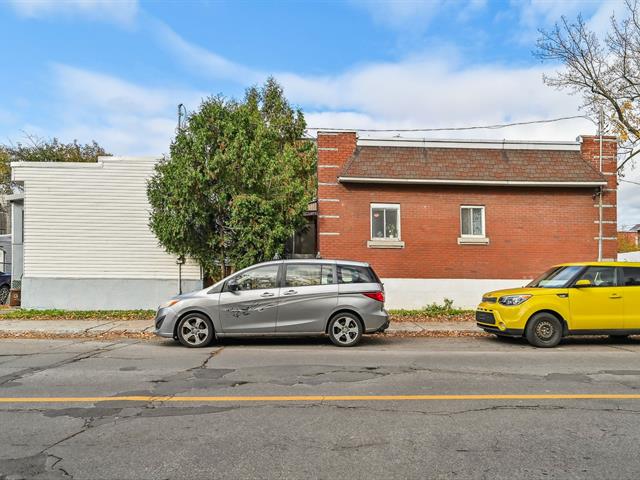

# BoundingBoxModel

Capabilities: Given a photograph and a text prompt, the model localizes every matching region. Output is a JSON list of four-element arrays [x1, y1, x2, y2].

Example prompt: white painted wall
[[381, 278, 532, 310], [11, 157, 202, 309], [12, 157, 201, 280], [619, 251, 640, 262]]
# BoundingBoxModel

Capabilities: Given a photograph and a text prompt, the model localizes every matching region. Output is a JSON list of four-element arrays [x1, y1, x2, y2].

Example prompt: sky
[[0, 0, 638, 226]]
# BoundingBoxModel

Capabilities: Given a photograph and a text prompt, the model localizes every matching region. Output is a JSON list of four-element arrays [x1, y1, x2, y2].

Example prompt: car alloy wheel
[[177, 314, 214, 348], [329, 314, 362, 347]]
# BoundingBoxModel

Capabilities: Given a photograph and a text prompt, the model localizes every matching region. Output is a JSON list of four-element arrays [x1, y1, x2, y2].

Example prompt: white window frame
[[370, 203, 401, 241], [460, 205, 486, 238]]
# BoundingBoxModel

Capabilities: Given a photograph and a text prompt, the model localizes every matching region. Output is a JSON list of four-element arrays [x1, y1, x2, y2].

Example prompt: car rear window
[[337, 265, 379, 284], [623, 267, 640, 286]]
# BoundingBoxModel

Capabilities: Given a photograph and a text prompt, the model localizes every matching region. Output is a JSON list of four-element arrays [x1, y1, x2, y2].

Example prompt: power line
[[306, 115, 591, 133], [620, 178, 640, 187]]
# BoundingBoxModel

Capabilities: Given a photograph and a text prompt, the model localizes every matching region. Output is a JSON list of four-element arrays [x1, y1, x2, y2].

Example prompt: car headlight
[[498, 294, 532, 306], [159, 299, 181, 309]]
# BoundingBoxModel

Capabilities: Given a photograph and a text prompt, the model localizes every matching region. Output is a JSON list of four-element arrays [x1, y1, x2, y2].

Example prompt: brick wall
[[317, 131, 618, 279]]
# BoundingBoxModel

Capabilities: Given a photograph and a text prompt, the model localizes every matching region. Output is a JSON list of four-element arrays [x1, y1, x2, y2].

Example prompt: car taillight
[[362, 291, 384, 302]]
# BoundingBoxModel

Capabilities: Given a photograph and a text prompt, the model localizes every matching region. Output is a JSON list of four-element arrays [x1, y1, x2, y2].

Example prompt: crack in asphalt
[[0, 341, 136, 387]]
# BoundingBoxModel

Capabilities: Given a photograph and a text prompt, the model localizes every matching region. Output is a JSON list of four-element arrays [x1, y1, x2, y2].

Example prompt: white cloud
[[43, 64, 205, 155], [7, 0, 138, 26], [150, 19, 264, 84], [350, 0, 487, 31]]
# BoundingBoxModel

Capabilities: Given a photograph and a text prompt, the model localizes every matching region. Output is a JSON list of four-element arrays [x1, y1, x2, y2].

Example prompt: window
[[623, 267, 640, 286], [227, 264, 279, 291], [338, 265, 378, 284], [285, 264, 334, 287], [371, 204, 400, 240], [574, 266, 618, 287], [460, 206, 485, 237], [527, 266, 583, 288]]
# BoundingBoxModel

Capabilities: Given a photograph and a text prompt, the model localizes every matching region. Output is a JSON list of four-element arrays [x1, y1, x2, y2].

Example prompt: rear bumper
[[364, 309, 390, 333]]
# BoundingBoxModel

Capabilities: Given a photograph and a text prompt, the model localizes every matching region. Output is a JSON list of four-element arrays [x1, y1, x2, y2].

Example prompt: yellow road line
[[1, 394, 640, 403]]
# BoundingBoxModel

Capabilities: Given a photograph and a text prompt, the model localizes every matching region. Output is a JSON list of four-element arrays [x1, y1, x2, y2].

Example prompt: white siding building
[[11, 156, 202, 310]]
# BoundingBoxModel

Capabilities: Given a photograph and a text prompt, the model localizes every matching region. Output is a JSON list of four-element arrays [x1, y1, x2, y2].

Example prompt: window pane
[[576, 266, 617, 287], [233, 265, 279, 291], [623, 267, 640, 286], [321, 265, 334, 285], [338, 265, 376, 284], [461, 208, 471, 235], [385, 208, 399, 238], [472, 208, 483, 235], [371, 208, 385, 238], [284, 264, 334, 287], [527, 266, 582, 288]]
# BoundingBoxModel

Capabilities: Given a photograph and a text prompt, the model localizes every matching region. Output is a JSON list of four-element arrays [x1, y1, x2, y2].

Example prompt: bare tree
[[537, 0, 640, 172]]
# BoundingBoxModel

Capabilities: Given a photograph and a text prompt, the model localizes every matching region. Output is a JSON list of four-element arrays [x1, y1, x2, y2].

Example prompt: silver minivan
[[154, 259, 389, 347]]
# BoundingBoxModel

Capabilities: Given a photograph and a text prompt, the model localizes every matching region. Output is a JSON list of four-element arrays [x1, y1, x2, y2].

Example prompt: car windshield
[[526, 266, 583, 288]]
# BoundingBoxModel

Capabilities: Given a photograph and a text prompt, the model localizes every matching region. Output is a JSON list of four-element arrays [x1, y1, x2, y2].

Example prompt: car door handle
[[283, 290, 297, 296], [610, 294, 623, 299], [260, 292, 275, 298]]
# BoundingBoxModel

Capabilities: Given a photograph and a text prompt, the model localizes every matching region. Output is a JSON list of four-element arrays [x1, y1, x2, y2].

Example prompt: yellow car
[[476, 262, 640, 347]]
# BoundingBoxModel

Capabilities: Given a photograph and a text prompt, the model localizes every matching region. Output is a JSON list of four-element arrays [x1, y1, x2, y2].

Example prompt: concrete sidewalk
[[0, 318, 480, 337]]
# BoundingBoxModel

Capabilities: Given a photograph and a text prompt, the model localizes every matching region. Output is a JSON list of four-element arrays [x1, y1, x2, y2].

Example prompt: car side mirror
[[575, 279, 592, 288], [227, 280, 240, 292]]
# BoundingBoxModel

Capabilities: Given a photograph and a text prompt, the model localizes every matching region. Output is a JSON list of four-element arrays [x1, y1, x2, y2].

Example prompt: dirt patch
[[390, 312, 474, 323]]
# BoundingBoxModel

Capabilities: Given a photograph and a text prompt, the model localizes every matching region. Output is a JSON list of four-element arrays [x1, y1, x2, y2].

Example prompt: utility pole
[[177, 104, 187, 294]]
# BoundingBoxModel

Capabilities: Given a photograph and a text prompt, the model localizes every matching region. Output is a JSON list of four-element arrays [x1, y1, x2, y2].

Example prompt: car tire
[[176, 313, 215, 348], [0, 285, 9, 305], [328, 313, 363, 347], [525, 313, 562, 348]]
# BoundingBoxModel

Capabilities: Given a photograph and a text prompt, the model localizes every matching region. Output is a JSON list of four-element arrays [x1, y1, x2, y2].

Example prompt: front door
[[621, 266, 640, 329], [569, 266, 624, 331], [276, 263, 337, 333], [219, 263, 281, 334]]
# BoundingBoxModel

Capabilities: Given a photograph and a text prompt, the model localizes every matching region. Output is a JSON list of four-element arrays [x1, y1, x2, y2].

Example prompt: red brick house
[[619, 225, 640, 251], [316, 131, 617, 308]]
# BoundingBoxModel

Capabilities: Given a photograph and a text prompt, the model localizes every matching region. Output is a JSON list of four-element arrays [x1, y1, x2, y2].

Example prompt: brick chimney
[[316, 131, 357, 258], [579, 135, 618, 260]]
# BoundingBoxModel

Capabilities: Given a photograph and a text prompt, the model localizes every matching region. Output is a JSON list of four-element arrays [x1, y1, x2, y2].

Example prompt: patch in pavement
[[601, 370, 640, 376], [0, 453, 70, 479], [545, 373, 593, 384], [220, 364, 418, 386], [43, 407, 123, 420], [137, 406, 236, 417]]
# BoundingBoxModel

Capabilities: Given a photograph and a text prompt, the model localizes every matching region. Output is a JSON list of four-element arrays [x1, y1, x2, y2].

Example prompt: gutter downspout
[[598, 107, 604, 261]]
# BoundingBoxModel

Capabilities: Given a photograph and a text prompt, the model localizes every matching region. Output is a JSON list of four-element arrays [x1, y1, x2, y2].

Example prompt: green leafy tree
[[0, 136, 109, 232], [147, 78, 316, 278], [0, 135, 109, 193]]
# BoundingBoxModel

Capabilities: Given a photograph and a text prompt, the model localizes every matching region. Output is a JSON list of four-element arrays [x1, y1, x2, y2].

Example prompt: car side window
[[622, 267, 640, 286], [338, 265, 376, 284], [227, 265, 279, 291], [285, 264, 334, 287], [575, 266, 618, 287]]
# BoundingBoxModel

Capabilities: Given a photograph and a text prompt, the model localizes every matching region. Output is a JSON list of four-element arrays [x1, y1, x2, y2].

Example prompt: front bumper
[[477, 323, 524, 337], [475, 305, 526, 336], [154, 307, 180, 338]]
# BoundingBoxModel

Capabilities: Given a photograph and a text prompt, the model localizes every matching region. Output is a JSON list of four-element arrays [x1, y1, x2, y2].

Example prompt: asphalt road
[[3, 335, 640, 479]]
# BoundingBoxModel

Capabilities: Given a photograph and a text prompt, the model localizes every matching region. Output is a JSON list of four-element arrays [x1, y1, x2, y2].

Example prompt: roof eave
[[338, 176, 607, 187]]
